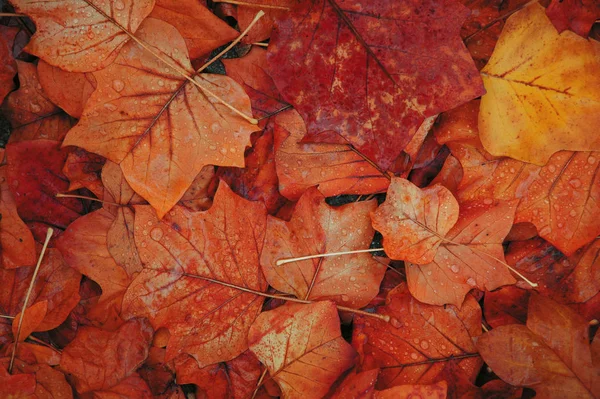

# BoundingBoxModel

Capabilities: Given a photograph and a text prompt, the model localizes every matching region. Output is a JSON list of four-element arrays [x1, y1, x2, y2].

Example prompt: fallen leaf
[[1, 61, 74, 144], [64, 18, 257, 218], [0, 365, 36, 398], [352, 284, 482, 390], [222, 46, 289, 120], [546, 0, 600, 37], [0, 26, 18, 104], [12, 300, 48, 342], [374, 381, 447, 399], [217, 126, 289, 214], [37, 60, 96, 118], [6, 139, 85, 231], [150, 0, 239, 60], [237, 0, 299, 44], [329, 368, 378, 399], [372, 177, 459, 265], [122, 182, 268, 365], [248, 301, 356, 399], [261, 187, 385, 308], [0, 358, 73, 399], [477, 294, 600, 398], [62, 148, 106, 198], [0, 248, 81, 344], [12, 0, 155, 72], [479, 3, 600, 165], [273, 110, 390, 201], [483, 285, 529, 328], [0, 165, 36, 269], [59, 318, 153, 395], [267, 0, 483, 170]]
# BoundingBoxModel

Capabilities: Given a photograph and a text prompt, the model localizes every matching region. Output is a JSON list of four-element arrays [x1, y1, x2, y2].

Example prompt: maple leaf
[[248, 301, 356, 399], [483, 285, 528, 328], [479, 3, 600, 165], [352, 284, 482, 390], [273, 110, 390, 200], [64, 18, 258, 218], [121, 182, 268, 365], [59, 318, 153, 396], [267, 0, 483, 170], [372, 177, 517, 306], [546, 0, 600, 38], [0, 354, 73, 399], [0, 26, 18, 104], [261, 187, 386, 308], [477, 294, 600, 398], [11, 0, 155, 72]]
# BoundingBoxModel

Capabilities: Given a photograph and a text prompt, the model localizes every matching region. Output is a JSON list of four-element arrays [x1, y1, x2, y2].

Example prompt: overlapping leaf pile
[[0, 0, 599, 398]]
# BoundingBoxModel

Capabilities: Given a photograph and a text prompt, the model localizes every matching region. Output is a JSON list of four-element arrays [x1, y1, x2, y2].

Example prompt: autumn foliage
[[0, 0, 599, 398]]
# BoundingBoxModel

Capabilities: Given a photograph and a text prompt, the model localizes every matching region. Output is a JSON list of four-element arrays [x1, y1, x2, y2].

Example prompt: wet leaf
[[479, 3, 600, 165], [267, 0, 483, 170], [64, 18, 258, 218], [546, 0, 600, 37], [248, 301, 356, 399]]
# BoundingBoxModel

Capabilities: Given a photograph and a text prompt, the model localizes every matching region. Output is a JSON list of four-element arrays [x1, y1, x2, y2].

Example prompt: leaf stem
[[9, 228, 53, 374], [212, 0, 291, 10], [183, 273, 390, 322], [56, 193, 122, 207], [0, 12, 25, 17], [197, 10, 265, 74], [276, 248, 383, 266], [82, 0, 258, 125]]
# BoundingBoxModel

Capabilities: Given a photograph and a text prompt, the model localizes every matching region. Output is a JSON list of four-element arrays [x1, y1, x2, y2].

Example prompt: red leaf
[[546, 0, 600, 37], [0, 26, 18, 104], [261, 187, 385, 308], [267, 0, 483, 170], [59, 318, 153, 394], [122, 182, 268, 365], [248, 301, 356, 399]]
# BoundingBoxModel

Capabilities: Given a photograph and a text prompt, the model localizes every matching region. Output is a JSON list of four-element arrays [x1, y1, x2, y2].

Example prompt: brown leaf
[[122, 182, 267, 365], [248, 301, 356, 399], [12, 0, 155, 72], [261, 187, 385, 308], [477, 294, 600, 398], [64, 18, 258, 218]]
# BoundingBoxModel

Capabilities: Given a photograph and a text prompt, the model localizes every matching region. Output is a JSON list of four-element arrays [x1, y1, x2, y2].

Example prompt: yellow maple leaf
[[479, 3, 600, 165]]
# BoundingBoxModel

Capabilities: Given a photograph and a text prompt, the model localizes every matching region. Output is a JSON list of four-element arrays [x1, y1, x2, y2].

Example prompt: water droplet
[[466, 277, 477, 287], [349, 276, 356, 282], [410, 353, 418, 360], [103, 103, 117, 111], [30, 103, 41, 113], [112, 79, 125, 92], [450, 264, 459, 273], [569, 178, 581, 188], [158, 79, 165, 87], [72, 18, 79, 24], [341, 295, 349, 302], [220, 147, 227, 155], [114, 0, 125, 10], [588, 156, 597, 165], [570, 209, 578, 217], [389, 317, 402, 328], [483, 198, 493, 205], [150, 228, 163, 241], [420, 341, 429, 350], [548, 165, 556, 173]]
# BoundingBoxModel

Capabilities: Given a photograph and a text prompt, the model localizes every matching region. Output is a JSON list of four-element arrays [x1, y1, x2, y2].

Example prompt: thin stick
[[56, 193, 122, 207], [197, 11, 265, 74], [0, 314, 15, 319], [82, 1, 258, 125], [9, 228, 53, 373], [252, 42, 269, 47], [277, 242, 539, 288], [212, 0, 291, 10], [251, 369, 268, 399], [26, 336, 62, 354], [0, 12, 26, 17], [276, 248, 383, 266], [183, 273, 390, 322]]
